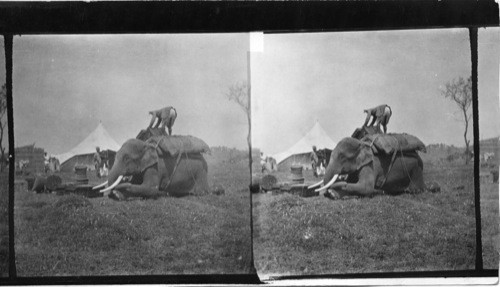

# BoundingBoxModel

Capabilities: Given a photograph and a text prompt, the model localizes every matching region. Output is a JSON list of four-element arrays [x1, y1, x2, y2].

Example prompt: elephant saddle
[[363, 133, 426, 155], [146, 135, 211, 156]]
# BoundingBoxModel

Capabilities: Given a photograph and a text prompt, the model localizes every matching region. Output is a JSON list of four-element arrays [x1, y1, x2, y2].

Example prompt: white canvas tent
[[56, 122, 121, 167], [272, 121, 337, 170]]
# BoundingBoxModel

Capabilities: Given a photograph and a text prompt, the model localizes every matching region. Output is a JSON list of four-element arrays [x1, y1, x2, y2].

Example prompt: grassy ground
[[0, 172, 8, 277], [480, 179, 499, 269], [253, 161, 478, 278], [15, 156, 253, 276]]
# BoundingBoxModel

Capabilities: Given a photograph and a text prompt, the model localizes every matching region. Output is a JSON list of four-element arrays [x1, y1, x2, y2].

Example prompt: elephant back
[[362, 133, 426, 155], [147, 135, 211, 156], [136, 127, 168, 141], [351, 125, 382, 139]]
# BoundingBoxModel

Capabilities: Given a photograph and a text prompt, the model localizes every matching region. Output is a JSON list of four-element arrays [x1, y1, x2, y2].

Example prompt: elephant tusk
[[308, 180, 324, 189], [315, 174, 339, 192], [100, 175, 123, 193], [92, 181, 108, 190]]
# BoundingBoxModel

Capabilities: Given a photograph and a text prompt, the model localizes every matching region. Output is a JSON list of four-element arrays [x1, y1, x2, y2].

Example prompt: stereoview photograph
[[251, 28, 499, 278], [13, 34, 253, 276]]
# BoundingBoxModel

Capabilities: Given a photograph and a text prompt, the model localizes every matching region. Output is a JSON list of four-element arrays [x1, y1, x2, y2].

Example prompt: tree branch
[[440, 76, 472, 164]]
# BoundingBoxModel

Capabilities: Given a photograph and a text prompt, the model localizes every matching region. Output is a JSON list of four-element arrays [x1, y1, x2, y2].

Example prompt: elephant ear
[[146, 135, 211, 156], [355, 143, 373, 170], [141, 144, 159, 173]]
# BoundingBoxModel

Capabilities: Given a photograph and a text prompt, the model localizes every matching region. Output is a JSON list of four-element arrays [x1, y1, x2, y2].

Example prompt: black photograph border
[[0, 0, 498, 285]]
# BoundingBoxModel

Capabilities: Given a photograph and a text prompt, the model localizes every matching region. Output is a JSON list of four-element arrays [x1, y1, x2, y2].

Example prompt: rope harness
[[368, 133, 381, 150], [151, 136, 201, 195], [379, 145, 399, 187], [162, 150, 199, 195], [377, 135, 415, 189], [398, 144, 417, 192], [153, 136, 163, 149], [163, 151, 183, 191]]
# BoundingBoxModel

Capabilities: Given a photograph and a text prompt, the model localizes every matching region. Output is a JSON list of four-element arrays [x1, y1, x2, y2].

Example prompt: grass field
[[14, 153, 253, 276], [9, 148, 500, 277], [0, 172, 8, 277], [253, 161, 483, 278], [481, 179, 499, 269]]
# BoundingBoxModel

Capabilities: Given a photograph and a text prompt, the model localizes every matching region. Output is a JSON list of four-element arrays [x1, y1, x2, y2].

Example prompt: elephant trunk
[[101, 160, 125, 193], [315, 152, 342, 191], [323, 152, 342, 183], [109, 155, 126, 183]]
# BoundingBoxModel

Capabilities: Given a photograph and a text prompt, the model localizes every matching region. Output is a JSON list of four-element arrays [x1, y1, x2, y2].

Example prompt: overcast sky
[[12, 34, 249, 155], [252, 28, 499, 155], [5, 28, 500, 156]]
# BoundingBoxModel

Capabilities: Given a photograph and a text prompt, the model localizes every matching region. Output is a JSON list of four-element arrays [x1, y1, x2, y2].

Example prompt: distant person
[[100, 150, 108, 172], [310, 146, 319, 177], [101, 162, 109, 177], [93, 147, 102, 178], [316, 149, 327, 176], [44, 152, 49, 173], [260, 152, 267, 173]]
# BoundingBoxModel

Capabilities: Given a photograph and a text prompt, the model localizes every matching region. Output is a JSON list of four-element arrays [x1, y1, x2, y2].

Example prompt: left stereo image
[[11, 34, 254, 276]]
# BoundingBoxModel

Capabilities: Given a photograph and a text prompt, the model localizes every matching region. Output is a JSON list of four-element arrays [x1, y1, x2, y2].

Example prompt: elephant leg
[[406, 168, 425, 193], [188, 165, 209, 195], [112, 182, 163, 199], [193, 173, 209, 195]]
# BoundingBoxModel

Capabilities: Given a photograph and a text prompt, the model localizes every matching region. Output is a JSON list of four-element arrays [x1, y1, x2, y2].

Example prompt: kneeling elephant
[[309, 137, 425, 199], [93, 135, 210, 199]]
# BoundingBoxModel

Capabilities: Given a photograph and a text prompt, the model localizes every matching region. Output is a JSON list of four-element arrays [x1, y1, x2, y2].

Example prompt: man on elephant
[[148, 106, 177, 135], [363, 104, 392, 134], [310, 146, 319, 177], [316, 150, 327, 176]]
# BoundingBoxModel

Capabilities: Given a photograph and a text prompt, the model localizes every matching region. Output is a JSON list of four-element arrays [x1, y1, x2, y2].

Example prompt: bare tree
[[0, 84, 6, 171], [224, 81, 252, 168], [440, 76, 472, 164]]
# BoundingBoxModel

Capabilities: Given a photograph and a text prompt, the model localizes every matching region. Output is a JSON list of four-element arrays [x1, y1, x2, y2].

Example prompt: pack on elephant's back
[[146, 135, 211, 156], [363, 133, 426, 155]]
